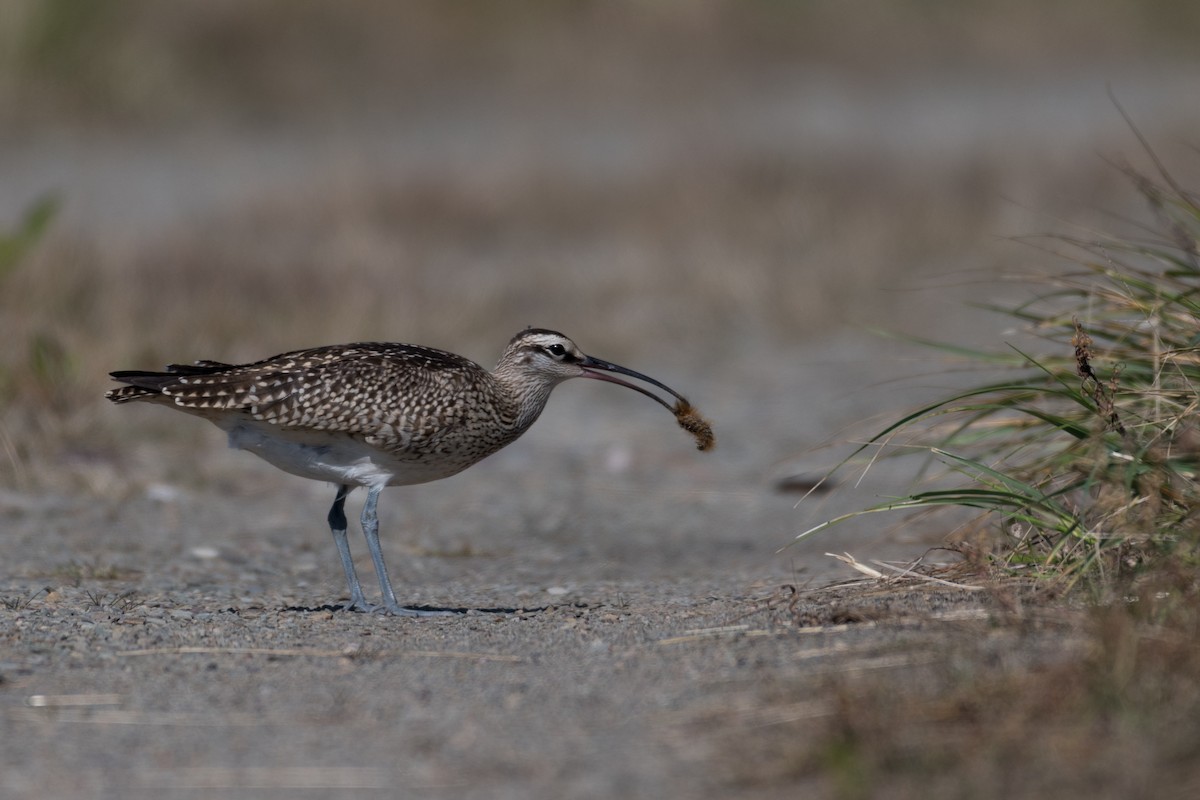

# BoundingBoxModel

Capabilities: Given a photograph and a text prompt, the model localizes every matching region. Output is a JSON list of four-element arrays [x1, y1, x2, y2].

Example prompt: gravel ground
[[1, 509, 1014, 800], [0, 351, 989, 799]]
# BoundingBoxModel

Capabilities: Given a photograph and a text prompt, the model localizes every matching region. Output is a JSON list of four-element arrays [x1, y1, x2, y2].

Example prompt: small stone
[[145, 483, 182, 503]]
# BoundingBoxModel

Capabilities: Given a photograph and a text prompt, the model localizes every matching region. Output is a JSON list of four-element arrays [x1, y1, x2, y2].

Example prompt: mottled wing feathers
[[250, 350, 478, 438], [106, 383, 164, 404], [107, 361, 237, 402], [106, 343, 487, 446]]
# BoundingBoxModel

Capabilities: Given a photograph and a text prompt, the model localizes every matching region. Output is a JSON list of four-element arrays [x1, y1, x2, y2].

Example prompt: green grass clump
[[0, 194, 57, 280], [801, 145, 1200, 588]]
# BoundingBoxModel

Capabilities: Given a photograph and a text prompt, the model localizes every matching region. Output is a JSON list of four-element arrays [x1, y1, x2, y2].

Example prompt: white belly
[[219, 419, 463, 489]]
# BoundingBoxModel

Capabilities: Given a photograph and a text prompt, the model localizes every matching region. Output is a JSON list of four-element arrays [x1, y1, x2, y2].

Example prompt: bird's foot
[[340, 598, 378, 613]]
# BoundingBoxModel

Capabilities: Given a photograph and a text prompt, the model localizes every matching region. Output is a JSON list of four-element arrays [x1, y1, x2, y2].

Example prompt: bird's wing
[[109, 343, 482, 444]]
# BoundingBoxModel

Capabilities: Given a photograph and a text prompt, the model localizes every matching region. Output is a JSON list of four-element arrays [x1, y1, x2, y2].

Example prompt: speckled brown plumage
[[107, 328, 712, 615], [109, 341, 539, 479]]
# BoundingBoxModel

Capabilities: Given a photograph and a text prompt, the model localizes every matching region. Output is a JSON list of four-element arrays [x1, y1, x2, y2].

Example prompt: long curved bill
[[578, 354, 716, 452], [578, 355, 685, 411]]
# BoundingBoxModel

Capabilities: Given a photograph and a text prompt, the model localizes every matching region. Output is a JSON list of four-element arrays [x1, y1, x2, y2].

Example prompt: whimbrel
[[107, 328, 714, 615]]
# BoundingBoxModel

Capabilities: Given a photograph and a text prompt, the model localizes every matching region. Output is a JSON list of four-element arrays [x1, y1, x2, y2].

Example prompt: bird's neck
[[489, 369, 560, 436]]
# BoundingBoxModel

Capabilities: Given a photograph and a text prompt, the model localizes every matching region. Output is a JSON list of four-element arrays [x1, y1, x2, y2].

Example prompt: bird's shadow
[[283, 603, 558, 616]]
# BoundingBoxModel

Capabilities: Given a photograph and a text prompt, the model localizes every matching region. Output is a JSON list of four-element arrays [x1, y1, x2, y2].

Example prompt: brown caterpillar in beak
[[672, 400, 715, 452]]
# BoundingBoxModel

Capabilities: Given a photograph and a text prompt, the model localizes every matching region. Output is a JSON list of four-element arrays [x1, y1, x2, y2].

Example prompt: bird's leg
[[359, 486, 456, 617], [328, 485, 373, 612]]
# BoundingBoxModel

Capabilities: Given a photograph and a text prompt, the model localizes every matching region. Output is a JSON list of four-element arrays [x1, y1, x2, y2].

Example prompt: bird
[[106, 328, 714, 616]]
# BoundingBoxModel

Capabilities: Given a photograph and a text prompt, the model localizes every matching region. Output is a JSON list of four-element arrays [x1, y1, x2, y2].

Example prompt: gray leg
[[328, 485, 372, 612], [360, 486, 456, 617]]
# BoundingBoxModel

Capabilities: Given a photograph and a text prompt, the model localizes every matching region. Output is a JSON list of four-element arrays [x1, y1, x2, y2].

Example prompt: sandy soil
[[2, 488, 1020, 800]]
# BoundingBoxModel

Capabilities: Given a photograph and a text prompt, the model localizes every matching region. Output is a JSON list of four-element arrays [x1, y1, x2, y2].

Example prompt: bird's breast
[[211, 371, 538, 489], [220, 419, 480, 488]]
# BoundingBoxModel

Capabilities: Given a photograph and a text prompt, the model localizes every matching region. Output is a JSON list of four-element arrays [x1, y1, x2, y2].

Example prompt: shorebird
[[107, 328, 713, 616]]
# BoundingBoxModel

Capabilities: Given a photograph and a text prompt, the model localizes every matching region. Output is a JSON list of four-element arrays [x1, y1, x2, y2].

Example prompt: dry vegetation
[[754, 151, 1200, 795], [3, 0, 1198, 128], [1, 151, 1101, 492], [0, 0, 1173, 491], [710, 563, 1200, 798]]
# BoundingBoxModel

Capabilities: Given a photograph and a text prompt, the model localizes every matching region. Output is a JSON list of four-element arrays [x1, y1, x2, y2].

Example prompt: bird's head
[[498, 328, 591, 383], [499, 328, 674, 400], [496, 328, 715, 451]]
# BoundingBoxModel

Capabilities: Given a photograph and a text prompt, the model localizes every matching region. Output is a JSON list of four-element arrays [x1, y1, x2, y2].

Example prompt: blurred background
[[2, 0, 1200, 578]]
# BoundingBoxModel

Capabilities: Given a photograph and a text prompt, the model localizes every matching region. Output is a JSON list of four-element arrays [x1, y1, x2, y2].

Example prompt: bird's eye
[[546, 344, 568, 358]]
